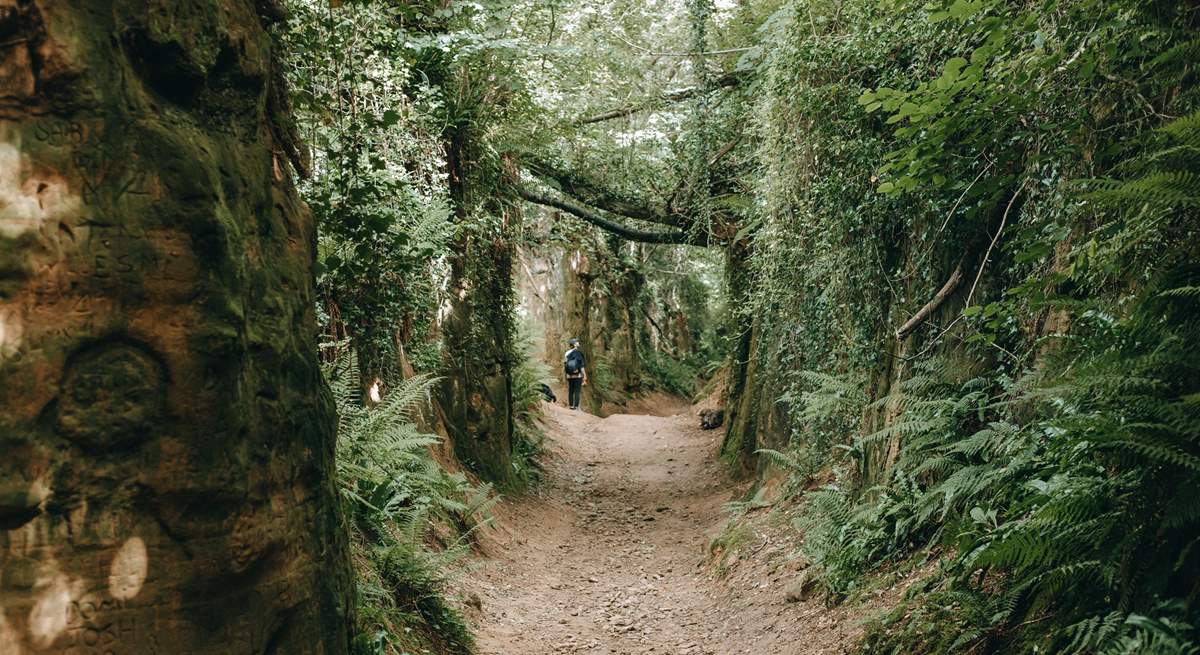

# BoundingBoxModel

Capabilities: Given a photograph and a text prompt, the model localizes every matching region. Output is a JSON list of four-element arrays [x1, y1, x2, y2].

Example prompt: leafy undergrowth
[[758, 268, 1200, 653], [742, 3, 1200, 646], [327, 355, 498, 655], [328, 334, 555, 654], [751, 94, 1200, 651]]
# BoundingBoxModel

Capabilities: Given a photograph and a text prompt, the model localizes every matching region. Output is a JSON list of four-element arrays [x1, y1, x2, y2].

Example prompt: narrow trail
[[463, 403, 871, 655]]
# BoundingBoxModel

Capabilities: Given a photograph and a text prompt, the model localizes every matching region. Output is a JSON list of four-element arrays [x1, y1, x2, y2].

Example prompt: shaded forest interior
[[0, 0, 1198, 654]]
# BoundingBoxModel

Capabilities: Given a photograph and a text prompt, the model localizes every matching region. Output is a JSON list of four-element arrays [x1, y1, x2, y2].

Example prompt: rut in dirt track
[[462, 403, 859, 655]]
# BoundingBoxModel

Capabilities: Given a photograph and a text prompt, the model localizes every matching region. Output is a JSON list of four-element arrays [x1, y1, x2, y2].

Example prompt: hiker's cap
[[568, 338, 580, 346]]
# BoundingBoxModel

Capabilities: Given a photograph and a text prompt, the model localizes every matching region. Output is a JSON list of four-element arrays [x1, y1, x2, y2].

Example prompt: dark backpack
[[564, 349, 583, 375]]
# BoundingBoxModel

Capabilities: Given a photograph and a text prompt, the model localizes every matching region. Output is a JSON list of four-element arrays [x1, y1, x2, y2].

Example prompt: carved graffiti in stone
[[55, 342, 166, 450]]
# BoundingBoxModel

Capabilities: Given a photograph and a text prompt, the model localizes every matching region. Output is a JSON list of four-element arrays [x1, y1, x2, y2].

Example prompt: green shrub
[[640, 348, 701, 398], [795, 273, 1200, 650], [326, 354, 492, 655]]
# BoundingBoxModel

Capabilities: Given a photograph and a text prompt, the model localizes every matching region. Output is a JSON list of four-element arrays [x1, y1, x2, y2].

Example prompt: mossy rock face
[[438, 364, 515, 483], [0, 2, 351, 653], [540, 245, 650, 414], [720, 241, 761, 473], [438, 234, 517, 484]]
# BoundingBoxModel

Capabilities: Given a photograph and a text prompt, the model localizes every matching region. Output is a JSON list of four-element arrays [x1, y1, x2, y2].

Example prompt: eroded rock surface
[[0, 2, 350, 652]]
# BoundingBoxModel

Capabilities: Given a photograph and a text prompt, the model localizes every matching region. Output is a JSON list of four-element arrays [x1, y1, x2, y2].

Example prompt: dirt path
[[461, 403, 871, 655]]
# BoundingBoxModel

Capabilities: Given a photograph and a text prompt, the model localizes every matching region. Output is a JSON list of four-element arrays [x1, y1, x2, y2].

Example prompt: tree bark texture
[[438, 131, 517, 482], [439, 240, 517, 483], [718, 239, 760, 474], [0, 2, 352, 653]]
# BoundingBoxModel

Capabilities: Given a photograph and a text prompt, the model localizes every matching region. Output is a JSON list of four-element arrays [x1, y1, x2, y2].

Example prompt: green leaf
[[948, 0, 982, 20], [944, 57, 968, 78], [1015, 242, 1052, 263]]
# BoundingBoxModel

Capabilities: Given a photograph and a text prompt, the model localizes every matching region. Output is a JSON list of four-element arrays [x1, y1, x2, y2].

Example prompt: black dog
[[538, 383, 557, 403], [699, 408, 725, 430]]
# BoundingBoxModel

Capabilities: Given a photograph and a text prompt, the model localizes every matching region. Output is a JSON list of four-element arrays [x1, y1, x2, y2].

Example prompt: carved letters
[[1, 3, 350, 653]]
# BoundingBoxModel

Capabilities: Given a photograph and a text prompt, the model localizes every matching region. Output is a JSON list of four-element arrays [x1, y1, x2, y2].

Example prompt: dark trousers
[[567, 378, 583, 408]]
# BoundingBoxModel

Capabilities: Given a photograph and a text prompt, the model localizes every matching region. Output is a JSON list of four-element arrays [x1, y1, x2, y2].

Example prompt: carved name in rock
[[0, 2, 351, 653]]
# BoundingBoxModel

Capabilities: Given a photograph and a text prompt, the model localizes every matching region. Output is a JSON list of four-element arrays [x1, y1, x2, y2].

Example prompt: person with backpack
[[564, 338, 588, 410]]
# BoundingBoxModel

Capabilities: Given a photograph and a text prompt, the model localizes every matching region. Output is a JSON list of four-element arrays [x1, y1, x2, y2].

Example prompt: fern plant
[[769, 370, 869, 484], [966, 284, 1200, 651], [325, 353, 489, 655], [856, 105, 1200, 654]]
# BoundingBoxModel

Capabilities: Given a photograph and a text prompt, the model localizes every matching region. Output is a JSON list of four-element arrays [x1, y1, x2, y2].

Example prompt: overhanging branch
[[575, 70, 746, 125], [517, 187, 706, 246], [525, 157, 683, 227]]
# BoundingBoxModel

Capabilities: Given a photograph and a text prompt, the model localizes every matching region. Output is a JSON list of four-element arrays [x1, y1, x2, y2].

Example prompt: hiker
[[564, 338, 588, 410]]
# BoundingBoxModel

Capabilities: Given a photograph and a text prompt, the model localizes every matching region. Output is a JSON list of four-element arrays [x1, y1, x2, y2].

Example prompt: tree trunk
[[719, 239, 759, 474], [439, 240, 517, 482], [0, 2, 351, 653], [438, 129, 516, 483]]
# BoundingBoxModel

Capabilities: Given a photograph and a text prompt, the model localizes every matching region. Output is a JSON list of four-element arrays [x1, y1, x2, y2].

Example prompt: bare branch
[[707, 135, 742, 168], [966, 180, 1028, 309], [895, 260, 965, 340]]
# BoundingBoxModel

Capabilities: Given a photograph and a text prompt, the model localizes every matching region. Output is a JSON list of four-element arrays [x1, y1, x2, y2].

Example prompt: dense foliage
[[741, 0, 1200, 651], [280, 1, 453, 375], [274, 0, 1198, 650]]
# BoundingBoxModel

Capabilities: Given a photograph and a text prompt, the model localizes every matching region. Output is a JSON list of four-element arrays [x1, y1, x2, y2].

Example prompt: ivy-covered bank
[[723, 0, 1200, 651]]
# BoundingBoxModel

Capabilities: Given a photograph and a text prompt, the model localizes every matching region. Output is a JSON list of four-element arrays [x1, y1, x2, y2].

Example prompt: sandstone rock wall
[[518, 243, 650, 415], [0, 2, 351, 652]]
